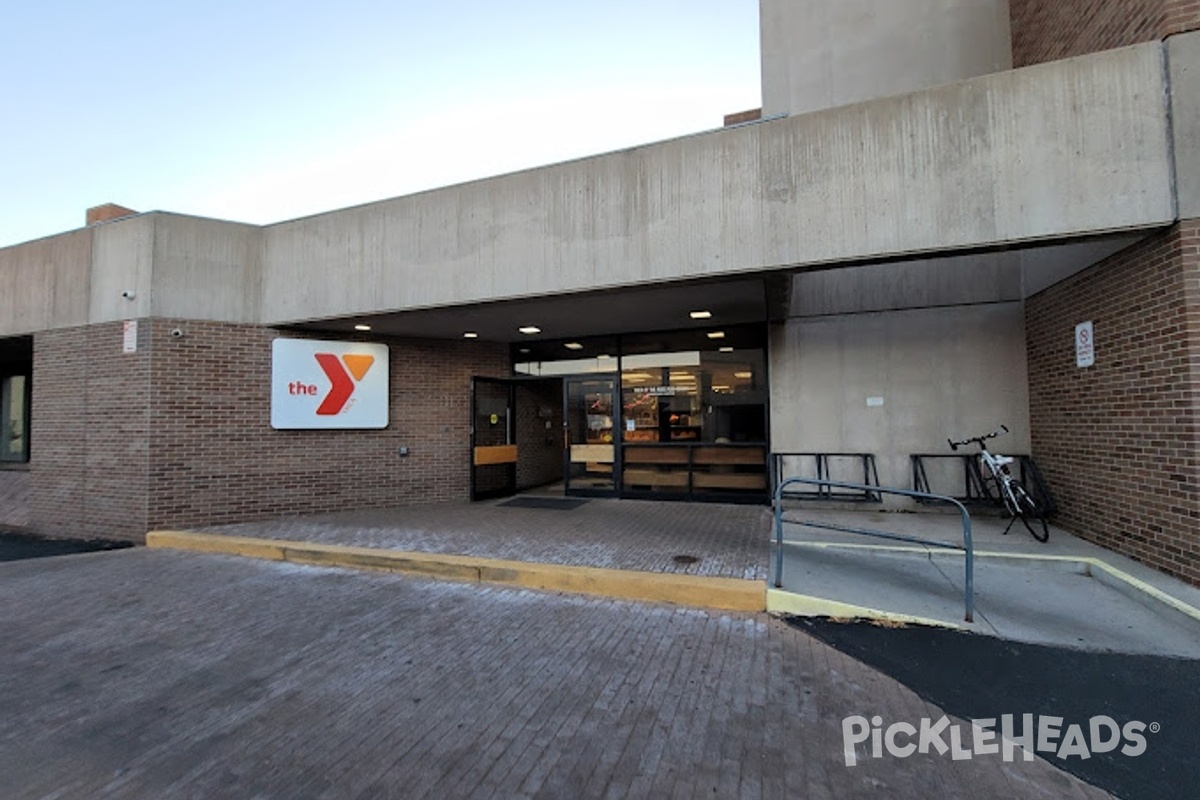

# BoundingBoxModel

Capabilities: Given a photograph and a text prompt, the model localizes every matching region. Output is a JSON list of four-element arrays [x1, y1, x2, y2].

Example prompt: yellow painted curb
[[765, 588, 964, 629], [147, 530, 766, 612]]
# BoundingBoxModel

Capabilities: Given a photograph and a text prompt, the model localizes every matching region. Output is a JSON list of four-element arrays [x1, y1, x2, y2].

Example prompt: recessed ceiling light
[[689, 310, 713, 319], [706, 331, 725, 339], [712, 385, 731, 391], [518, 326, 541, 335], [519, 348, 531, 354], [354, 324, 372, 331], [734, 371, 752, 379], [719, 346, 734, 353], [564, 342, 584, 350], [463, 332, 478, 339]]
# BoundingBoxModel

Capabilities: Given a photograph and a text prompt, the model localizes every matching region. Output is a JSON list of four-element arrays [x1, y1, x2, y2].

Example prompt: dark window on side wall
[[0, 375, 30, 463]]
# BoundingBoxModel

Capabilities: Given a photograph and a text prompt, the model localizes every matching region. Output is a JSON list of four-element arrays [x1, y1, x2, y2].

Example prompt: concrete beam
[[260, 43, 1175, 325]]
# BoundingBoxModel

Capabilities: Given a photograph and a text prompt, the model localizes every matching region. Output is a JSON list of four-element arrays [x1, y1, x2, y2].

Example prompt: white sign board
[[122, 320, 137, 354], [271, 338, 389, 429], [1075, 321, 1095, 368]]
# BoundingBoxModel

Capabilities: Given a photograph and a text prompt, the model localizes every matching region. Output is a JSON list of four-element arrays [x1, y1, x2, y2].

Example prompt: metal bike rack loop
[[773, 476, 975, 622]]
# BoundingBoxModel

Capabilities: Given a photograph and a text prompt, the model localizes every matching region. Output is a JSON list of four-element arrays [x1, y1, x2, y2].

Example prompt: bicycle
[[948, 425, 1049, 542]]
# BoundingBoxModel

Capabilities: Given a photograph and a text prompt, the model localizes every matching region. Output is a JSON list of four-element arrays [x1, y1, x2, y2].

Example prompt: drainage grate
[[672, 554, 700, 565], [497, 497, 589, 511]]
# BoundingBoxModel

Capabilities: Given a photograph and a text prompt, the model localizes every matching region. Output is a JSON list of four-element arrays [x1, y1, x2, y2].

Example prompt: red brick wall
[[146, 320, 509, 530], [30, 319, 509, 540], [1010, 0, 1200, 67], [1026, 220, 1200, 585], [31, 322, 152, 541]]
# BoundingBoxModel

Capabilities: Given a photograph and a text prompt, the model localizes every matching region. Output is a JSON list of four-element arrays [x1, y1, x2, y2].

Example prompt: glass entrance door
[[564, 376, 617, 496]]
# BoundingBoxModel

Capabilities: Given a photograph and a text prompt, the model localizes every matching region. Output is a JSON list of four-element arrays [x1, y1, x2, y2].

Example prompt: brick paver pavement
[[199, 498, 772, 581], [0, 549, 1111, 799]]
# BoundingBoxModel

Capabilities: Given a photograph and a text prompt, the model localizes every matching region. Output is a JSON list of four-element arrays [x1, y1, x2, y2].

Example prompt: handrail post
[[773, 482, 785, 588], [773, 476, 975, 622]]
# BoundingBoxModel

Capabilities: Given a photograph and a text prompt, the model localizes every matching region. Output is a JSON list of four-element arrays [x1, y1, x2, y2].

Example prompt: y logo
[[313, 353, 376, 415]]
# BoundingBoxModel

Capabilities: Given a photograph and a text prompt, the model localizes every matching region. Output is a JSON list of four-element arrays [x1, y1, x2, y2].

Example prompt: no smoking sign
[[1075, 321, 1095, 368]]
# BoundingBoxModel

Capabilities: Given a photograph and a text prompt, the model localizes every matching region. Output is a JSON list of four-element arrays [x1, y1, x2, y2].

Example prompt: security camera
[[169, 328, 184, 338], [121, 290, 136, 300]]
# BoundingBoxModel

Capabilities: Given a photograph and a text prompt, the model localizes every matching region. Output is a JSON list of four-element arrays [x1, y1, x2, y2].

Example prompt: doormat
[[497, 497, 589, 511]]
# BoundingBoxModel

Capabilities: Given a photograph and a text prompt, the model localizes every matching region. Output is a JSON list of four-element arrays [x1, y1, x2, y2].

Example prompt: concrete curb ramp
[[768, 541, 1200, 628], [146, 530, 766, 613]]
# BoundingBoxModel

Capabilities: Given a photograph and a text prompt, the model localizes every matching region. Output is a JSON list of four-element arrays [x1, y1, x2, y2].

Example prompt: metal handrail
[[773, 476, 974, 622]]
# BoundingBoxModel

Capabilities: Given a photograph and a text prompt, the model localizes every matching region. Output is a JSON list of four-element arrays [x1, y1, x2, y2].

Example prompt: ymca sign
[[271, 338, 389, 429]]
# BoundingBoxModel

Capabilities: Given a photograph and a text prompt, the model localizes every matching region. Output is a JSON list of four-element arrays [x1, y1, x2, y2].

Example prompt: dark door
[[470, 377, 517, 501]]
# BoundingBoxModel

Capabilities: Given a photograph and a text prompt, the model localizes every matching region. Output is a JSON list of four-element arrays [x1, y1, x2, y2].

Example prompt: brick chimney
[[86, 203, 138, 226]]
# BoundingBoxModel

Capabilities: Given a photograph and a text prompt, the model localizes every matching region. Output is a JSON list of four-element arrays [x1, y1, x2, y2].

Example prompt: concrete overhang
[[259, 42, 1176, 326]]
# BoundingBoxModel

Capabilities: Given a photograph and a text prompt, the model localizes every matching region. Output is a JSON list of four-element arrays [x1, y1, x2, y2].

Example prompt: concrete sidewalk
[[771, 508, 1200, 657], [0, 548, 1115, 800]]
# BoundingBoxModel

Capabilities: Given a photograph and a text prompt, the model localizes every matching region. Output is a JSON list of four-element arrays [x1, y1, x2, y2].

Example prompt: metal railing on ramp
[[773, 476, 975, 622]]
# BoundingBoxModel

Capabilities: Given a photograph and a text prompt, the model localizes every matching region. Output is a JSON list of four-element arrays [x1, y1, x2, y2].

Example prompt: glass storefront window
[[620, 348, 765, 444]]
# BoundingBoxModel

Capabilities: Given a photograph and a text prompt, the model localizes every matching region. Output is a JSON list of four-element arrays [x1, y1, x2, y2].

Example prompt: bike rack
[[771, 453, 882, 502], [910, 454, 1056, 514], [773, 476, 975, 622]]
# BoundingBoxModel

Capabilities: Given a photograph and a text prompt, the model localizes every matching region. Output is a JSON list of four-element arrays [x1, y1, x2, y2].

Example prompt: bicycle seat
[[993, 454, 1014, 466]]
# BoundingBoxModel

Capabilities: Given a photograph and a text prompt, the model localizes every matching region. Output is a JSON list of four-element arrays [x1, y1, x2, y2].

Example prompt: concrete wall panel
[[0, 230, 91, 336], [761, 0, 1012, 117], [260, 44, 1174, 325], [150, 215, 263, 323], [1170, 30, 1200, 218], [89, 215, 154, 323], [769, 303, 1030, 501]]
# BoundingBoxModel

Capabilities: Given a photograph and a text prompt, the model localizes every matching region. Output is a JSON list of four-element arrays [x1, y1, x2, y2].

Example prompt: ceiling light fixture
[[463, 332, 478, 339], [564, 342, 584, 350], [689, 310, 712, 319], [518, 326, 541, 335], [706, 331, 725, 339], [734, 371, 752, 379], [719, 346, 734, 353], [354, 324, 372, 331]]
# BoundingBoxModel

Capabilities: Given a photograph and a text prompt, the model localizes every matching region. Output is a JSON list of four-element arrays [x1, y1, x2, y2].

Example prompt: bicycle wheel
[[1009, 481, 1050, 542]]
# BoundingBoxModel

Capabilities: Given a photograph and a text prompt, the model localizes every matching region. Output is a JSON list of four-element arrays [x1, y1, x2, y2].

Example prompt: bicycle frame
[[977, 448, 1021, 513], [949, 425, 1019, 513]]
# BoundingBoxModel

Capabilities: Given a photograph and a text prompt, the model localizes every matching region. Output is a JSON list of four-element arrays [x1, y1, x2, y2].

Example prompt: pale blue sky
[[0, 0, 761, 247]]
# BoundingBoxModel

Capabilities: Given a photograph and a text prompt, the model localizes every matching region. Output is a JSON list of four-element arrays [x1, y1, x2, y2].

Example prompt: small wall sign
[[1075, 321, 1095, 368]]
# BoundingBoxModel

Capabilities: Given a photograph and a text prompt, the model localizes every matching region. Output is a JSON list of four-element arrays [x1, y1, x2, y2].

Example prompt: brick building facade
[[4, 0, 1200, 592]]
